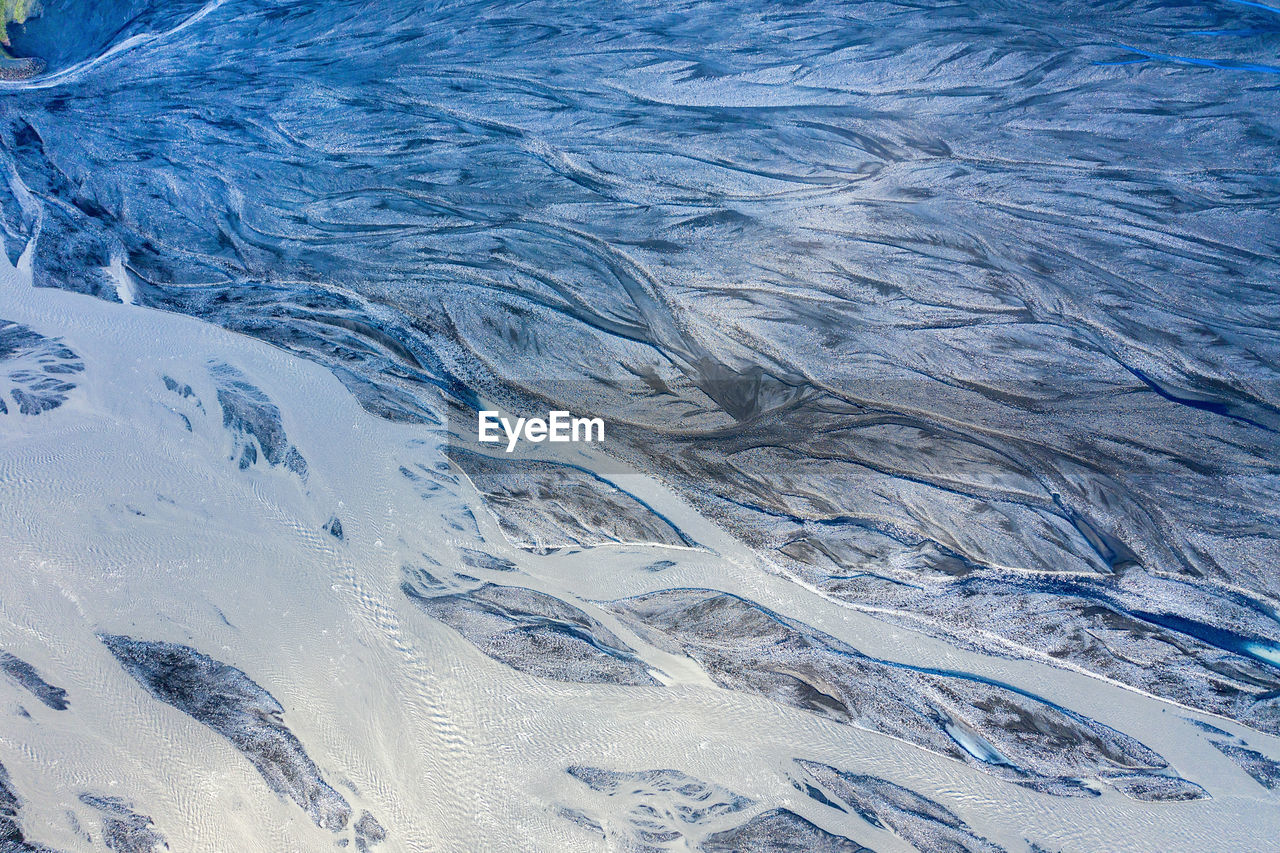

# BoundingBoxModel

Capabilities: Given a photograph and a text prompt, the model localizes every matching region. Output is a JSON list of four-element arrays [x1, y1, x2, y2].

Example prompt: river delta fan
[[0, 0, 1276, 851]]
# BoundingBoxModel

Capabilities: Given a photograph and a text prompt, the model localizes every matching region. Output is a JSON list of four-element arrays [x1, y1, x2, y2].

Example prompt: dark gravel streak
[[0, 652, 68, 711], [99, 634, 352, 833]]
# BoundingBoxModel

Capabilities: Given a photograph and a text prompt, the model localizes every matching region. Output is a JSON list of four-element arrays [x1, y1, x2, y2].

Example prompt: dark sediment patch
[[567, 766, 753, 824], [0, 651, 67, 710], [609, 588, 1203, 800], [404, 582, 658, 686], [797, 760, 1007, 853], [699, 809, 872, 853], [1211, 742, 1280, 790], [79, 795, 167, 853], [1192, 720, 1280, 791], [99, 634, 351, 832], [209, 362, 307, 477], [451, 451, 694, 553], [0, 320, 82, 417], [457, 547, 517, 573], [353, 810, 386, 852], [566, 766, 866, 851]]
